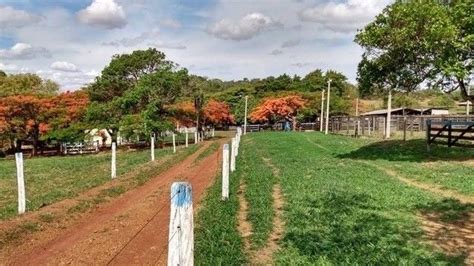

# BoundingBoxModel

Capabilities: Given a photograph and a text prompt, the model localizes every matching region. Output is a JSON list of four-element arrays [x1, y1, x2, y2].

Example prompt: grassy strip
[[194, 142, 219, 164], [337, 138, 474, 196], [0, 145, 196, 220], [240, 142, 276, 249], [0, 145, 200, 246], [247, 132, 466, 264], [195, 171, 246, 265]]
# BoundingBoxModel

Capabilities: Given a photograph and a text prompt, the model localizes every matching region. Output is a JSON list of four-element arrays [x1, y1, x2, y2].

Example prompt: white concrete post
[[222, 144, 230, 200], [172, 134, 176, 153], [325, 80, 332, 135], [95, 140, 99, 152], [244, 95, 248, 135], [168, 182, 193, 266], [111, 142, 117, 179], [15, 152, 26, 214], [320, 89, 325, 132], [185, 130, 189, 148], [151, 133, 155, 161], [230, 138, 236, 172], [212, 128, 215, 138], [194, 132, 198, 144]]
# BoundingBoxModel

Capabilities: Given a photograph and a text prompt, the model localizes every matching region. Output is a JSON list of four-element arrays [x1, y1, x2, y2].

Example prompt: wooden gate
[[426, 120, 474, 150]]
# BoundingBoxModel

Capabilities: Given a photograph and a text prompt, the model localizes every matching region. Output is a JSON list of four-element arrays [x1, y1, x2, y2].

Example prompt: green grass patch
[[194, 142, 219, 163], [194, 171, 246, 265], [194, 132, 471, 264], [0, 145, 199, 220]]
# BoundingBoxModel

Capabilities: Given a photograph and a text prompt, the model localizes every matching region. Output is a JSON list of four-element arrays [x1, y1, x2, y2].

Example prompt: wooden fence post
[[222, 144, 229, 200], [173, 134, 177, 153], [230, 138, 236, 172], [403, 116, 407, 141], [426, 119, 431, 152], [15, 152, 26, 214], [111, 142, 117, 179], [168, 182, 193, 266], [151, 133, 155, 161]]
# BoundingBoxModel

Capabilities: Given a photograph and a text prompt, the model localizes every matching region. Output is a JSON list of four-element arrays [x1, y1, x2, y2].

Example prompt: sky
[[0, 0, 392, 91]]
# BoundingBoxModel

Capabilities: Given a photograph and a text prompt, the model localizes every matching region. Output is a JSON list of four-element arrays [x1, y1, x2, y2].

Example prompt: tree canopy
[[355, 0, 473, 100]]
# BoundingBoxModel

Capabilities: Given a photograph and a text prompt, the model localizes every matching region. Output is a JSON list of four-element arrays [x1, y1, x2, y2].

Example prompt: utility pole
[[385, 89, 392, 139], [325, 80, 332, 135], [244, 95, 248, 135], [320, 89, 325, 132]]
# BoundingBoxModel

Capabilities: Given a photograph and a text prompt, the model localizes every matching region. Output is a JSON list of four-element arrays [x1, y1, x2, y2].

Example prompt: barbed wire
[[106, 188, 181, 265]]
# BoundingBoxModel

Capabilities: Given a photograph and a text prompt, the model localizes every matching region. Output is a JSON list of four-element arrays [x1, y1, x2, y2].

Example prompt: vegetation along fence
[[426, 120, 474, 150]]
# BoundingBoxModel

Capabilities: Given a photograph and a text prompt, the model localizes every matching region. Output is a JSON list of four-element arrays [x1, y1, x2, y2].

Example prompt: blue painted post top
[[171, 182, 192, 207]]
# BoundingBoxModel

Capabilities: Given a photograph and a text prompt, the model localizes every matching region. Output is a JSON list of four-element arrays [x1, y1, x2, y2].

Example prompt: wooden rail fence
[[426, 120, 474, 150]]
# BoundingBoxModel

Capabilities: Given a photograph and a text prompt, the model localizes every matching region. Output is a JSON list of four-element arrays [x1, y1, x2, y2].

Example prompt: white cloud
[[206, 13, 283, 41], [77, 0, 127, 29], [292, 62, 312, 68], [51, 61, 80, 72], [0, 62, 18, 71], [102, 30, 160, 47], [160, 18, 182, 29], [0, 43, 51, 60], [298, 0, 390, 33], [0, 6, 41, 29], [269, 49, 283, 55], [281, 39, 300, 48], [148, 42, 187, 50]]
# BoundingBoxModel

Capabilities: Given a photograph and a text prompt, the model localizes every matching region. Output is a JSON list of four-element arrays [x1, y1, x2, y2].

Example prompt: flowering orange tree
[[0, 91, 89, 154], [203, 99, 235, 127], [250, 95, 306, 129]]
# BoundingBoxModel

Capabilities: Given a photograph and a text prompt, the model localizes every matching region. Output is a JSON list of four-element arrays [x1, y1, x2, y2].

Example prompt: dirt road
[[1, 140, 222, 265]]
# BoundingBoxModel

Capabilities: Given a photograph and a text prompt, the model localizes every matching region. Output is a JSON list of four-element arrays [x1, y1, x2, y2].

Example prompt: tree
[[250, 95, 306, 130], [203, 100, 235, 127], [0, 73, 59, 97], [87, 48, 174, 102], [0, 91, 89, 155], [85, 49, 186, 140], [355, 0, 472, 100]]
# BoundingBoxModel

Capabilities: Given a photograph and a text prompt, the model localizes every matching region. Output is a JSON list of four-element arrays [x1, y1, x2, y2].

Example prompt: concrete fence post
[[111, 142, 117, 179], [168, 182, 193, 266], [194, 132, 198, 144], [15, 152, 26, 214], [230, 138, 236, 172], [151, 133, 155, 161], [173, 134, 177, 153], [185, 130, 189, 148], [222, 144, 230, 200]]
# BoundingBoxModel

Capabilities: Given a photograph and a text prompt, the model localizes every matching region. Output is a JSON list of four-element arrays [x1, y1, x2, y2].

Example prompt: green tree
[[85, 49, 187, 140], [355, 0, 472, 100], [0, 73, 59, 97]]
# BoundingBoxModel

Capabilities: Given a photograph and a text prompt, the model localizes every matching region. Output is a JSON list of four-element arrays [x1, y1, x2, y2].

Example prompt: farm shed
[[361, 107, 449, 117]]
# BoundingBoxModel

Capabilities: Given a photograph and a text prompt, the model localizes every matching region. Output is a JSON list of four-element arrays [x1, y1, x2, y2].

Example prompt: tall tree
[[250, 95, 306, 130], [355, 0, 472, 100], [0, 73, 59, 97], [203, 100, 235, 127]]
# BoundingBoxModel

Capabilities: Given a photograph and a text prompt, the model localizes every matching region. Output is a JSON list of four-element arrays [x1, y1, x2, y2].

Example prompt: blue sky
[[0, 0, 392, 90]]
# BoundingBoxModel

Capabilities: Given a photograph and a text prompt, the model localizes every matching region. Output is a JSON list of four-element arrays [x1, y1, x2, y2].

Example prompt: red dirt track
[[2, 141, 221, 265]]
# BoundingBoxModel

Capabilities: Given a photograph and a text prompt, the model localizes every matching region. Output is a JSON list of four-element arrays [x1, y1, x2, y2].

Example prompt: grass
[[194, 142, 219, 163], [0, 145, 198, 220], [196, 132, 472, 264], [194, 171, 246, 265]]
